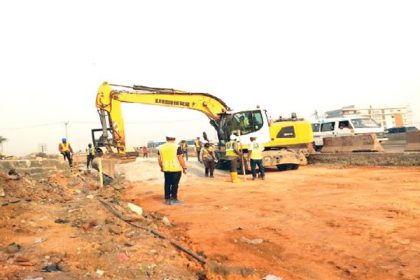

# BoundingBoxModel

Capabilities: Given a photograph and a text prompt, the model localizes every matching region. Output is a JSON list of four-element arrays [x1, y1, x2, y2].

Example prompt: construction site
[[1, 81, 420, 280], [2, 2, 420, 280]]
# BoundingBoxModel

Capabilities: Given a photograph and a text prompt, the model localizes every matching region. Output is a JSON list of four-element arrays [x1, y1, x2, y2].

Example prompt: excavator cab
[[217, 109, 271, 146]]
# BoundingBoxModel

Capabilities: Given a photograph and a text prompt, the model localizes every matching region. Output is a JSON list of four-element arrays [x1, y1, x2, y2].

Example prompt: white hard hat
[[230, 134, 237, 140], [165, 132, 176, 139]]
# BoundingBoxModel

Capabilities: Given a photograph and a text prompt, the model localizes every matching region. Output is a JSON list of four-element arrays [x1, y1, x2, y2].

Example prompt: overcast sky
[[0, 0, 419, 155]]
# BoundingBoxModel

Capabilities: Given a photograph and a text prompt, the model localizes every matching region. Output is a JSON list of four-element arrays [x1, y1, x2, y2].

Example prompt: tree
[[0, 136, 7, 154]]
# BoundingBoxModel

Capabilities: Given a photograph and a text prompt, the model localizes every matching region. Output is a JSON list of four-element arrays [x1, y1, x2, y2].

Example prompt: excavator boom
[[95, 82, 230, 153]]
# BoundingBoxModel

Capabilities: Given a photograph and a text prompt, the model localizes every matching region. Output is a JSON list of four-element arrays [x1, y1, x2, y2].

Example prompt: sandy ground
[[1, 158, 419, 280], [122, 158, 420, 280]]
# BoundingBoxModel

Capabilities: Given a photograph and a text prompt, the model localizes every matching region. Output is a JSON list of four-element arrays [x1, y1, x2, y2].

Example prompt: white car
[[311, 115, 388, 149]]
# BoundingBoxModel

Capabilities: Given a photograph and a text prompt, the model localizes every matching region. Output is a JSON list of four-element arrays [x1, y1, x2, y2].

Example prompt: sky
[[0, 0, 419, 155]]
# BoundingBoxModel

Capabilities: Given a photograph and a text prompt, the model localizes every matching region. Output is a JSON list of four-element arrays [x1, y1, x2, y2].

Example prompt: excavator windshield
[[218, 110, 266, 143]]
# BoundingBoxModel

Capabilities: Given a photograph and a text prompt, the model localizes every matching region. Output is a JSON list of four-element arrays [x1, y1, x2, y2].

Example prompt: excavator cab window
[[230, 110, 264, 136]]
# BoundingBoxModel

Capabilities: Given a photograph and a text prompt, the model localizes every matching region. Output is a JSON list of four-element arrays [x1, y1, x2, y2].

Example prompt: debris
[[34, 237, 47, 244], [117, 252, 129, 262], [86, 194, 94, 199], [99, 198, 206, 264], [240, 237, 264, 245], [42, 263, 62, 272], [96, 269, 105, 276], [162, 216, 171, 227], [127, 202, 143, 216], [14, 256, 34, 266], [0, 187, 5, 197], [263, 275, 283, 280], [108, 224, 123, 235], [0, 198, 20, 206], [23, 277, 44, 280], [6, 242, 21, 254], [54, 218, 70, 224], [7, 168, 21, 180]]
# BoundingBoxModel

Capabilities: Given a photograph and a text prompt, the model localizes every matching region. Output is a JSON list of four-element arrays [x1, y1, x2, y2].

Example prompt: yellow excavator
[[93, 82, 313, 172]]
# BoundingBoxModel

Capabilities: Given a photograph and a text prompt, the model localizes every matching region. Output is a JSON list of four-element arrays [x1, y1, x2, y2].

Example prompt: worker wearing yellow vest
[[58, 138, 73, 167], [248, 136, 265, 180], [86, 143, 95, 170], [158, 132, 187, 205], [225, 134, 242, 183], [200, 142, 216, 177], [194, 137, 203, 163]]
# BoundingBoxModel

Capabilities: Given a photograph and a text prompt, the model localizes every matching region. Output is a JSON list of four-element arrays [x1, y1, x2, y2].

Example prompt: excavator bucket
[[405, 131, 420, 151], [321, 134, 384, 153]]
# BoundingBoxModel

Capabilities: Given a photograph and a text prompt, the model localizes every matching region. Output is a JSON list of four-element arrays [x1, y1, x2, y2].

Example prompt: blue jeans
[[251, 159, 265, 178]]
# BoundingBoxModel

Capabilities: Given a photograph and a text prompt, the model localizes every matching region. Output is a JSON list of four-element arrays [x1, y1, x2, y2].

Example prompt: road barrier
[[321, 134, 384, 153], [405, 131, 420, 151]]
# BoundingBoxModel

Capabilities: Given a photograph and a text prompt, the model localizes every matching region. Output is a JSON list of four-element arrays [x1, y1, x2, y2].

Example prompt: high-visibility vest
[[225, 141, 238, 157], [202, 147, 214, 160], [158, 142, 182, 172], [60, 143, 70, 152], [86, 147, 95, 156], [194, 140, 202, 149], [249, 142, 263, 160]]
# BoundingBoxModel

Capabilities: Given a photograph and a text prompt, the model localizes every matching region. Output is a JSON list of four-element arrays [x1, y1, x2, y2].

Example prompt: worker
[[194, 137, 203, 163], [59, 138, 73, 167], [200, 142, 216, 178], [158, 132, 187, 206], [248, 136, 265, 180], [142, 146, 149, 158], [180, 140, 189, 161], [225, 134, 242, 183], [86, 143, 95, 170]]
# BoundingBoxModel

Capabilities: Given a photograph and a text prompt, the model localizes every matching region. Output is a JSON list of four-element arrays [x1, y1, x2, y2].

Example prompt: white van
[[311, 115, 387, 149]]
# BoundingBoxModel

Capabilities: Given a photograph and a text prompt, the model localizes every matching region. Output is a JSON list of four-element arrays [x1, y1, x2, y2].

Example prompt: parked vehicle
[[311, 115, 387, 150]]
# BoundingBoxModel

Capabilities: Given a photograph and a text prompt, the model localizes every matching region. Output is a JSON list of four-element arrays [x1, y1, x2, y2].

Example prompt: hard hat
[[62, 138, 67, 142], [165, 132, 176, 139], [230, 134, 237, 140]]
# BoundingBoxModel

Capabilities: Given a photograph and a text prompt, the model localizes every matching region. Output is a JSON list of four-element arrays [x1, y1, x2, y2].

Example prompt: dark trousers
[[196, 148, 201, 162], [87, 154, 94, 169], [203, 158, 215, 176], [251, 159, 265, 178], [229, 157, 238, 172], [63, 151, 73, 167], [164, 171, 182, 200], [183, 151, 188, 161]]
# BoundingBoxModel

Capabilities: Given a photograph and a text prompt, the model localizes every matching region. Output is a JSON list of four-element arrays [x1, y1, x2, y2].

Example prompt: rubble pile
[[0, 170, 204, 280]]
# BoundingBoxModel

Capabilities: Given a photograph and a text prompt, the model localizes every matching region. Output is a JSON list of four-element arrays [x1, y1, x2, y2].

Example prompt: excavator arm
[[95, 82, 231, 153]]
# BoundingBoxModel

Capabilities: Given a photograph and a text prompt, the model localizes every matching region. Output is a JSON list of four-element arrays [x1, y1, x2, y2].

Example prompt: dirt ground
[[1, 158, 420, 280], [123, 159, 420, 280]]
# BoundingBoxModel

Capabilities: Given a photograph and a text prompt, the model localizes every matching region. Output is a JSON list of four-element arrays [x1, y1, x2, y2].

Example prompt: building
[[325, 105, 413, 129]]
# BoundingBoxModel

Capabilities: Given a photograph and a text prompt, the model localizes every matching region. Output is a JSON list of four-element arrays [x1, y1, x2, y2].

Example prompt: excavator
[[93, 82, 314, 174]]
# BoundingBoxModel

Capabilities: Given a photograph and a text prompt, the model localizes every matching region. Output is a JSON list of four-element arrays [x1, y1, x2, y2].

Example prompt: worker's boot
[[230, 172, 241, 183]]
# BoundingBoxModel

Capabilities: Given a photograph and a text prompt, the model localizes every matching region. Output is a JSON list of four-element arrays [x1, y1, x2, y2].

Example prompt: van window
[[321, 122, 335, 132], [311, 123, 320, 132], [350, 118, 380, 128], [338, 120, 352, 129]]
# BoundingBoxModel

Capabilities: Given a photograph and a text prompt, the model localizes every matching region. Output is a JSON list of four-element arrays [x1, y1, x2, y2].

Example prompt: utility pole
[[65, 122, 69, 139]]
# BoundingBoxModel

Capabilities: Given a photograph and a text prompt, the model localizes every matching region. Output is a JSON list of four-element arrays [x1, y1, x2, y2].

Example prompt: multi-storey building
[[325, 105, 413, 129]]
